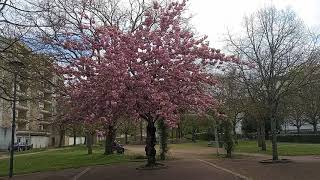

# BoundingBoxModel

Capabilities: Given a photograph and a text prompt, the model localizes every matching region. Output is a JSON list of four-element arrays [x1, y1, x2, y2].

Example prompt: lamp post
[[8, 59, 24, 178]]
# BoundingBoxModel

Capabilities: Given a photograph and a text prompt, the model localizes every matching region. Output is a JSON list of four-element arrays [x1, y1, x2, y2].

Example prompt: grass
[[0, 145, 143, 177], [235, 140, 320, 156], [165, 140, 320, 156]]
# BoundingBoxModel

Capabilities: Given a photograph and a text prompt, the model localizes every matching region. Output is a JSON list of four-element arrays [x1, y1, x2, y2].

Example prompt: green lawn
[[166, 140, 320, 156], [235, 140, 320, 156], [0, 145, 142, 177]]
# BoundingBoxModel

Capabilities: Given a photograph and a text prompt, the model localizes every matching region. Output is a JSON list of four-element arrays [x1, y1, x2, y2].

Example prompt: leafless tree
[[217, 68, 246, 137], [298, 63, 320, 132], [226, 7, 319, 160], [0, 0, 56, 101], [285, 95, 306, 134]]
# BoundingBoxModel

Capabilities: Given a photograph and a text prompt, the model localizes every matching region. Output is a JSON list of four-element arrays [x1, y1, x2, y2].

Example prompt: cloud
[[189, 0, 320, 49]]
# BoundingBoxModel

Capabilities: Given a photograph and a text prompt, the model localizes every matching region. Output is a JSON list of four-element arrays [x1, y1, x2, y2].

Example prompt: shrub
[[277, 134, 320, 143]]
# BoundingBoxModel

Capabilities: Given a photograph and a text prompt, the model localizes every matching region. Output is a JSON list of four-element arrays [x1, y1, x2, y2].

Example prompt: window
[[26, 138, 30, 145]]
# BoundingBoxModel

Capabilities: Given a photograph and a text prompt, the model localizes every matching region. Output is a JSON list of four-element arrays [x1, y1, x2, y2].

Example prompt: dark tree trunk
[[191, 128, 196, 143], [105, 126, 115, 155], [297, 126, 301, 134], [232, 118, 238, 144], [223, 119, 234, 158], [58, 129, 65, 148], [134, 129, 137, 141], [158, 119, 168, 160], [87, 133, 93, 155], [257, 121, 262, 147], [261, 119, 266, 151], [125, 132, 128, 144], [73, 129, 76, 146], [176, 128, 179, 140], [140, 121, 143, 142], [313, 122, 317, 133], [145, 118, 157, 166], [171, 128, 174, 139], [270, 116, 278, 160], [177, 124, 181, 139]]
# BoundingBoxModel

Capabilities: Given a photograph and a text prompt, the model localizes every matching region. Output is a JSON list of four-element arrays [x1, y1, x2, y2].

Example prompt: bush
[[190, 132, 215, 141], [277, 134, 320, 143]]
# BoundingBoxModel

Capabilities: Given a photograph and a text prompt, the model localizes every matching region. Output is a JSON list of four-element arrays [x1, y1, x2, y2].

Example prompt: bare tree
[[285, 95, 306, 134], [217, 68, 246, 138], [0, 0, 45, 53], [227, 7, 319, 160], [299, 63, 320, 132], [0, 0, 57, 101]]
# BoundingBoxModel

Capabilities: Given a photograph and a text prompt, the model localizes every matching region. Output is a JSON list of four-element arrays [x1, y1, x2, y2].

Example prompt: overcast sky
[[189, 0, 320, 49]]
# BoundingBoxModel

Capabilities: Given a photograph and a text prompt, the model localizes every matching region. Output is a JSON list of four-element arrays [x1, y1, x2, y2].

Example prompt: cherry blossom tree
[[48, 0, 236, 166]]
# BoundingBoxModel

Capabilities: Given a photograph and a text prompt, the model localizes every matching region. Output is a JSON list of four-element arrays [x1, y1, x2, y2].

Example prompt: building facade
[[0, 74, 58, 150]]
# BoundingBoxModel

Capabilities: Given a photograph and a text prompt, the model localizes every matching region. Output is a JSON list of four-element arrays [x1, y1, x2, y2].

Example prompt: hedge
[[277, 134, 320, 143]]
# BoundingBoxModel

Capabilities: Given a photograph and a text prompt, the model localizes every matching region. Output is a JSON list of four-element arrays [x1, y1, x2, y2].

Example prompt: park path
[[126, 144, 224, 159], [128, 144, 320, 163]]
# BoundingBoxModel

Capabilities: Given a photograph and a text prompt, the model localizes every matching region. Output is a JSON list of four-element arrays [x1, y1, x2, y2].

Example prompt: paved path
[[3, 145, 320, 180], [126, 145, 224, 159], [208, 156, 320, 180], [6, 160, 243, 180]]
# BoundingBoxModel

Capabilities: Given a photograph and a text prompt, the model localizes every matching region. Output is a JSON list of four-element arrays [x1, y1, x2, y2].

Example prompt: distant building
[[281, 121, 319, 134]]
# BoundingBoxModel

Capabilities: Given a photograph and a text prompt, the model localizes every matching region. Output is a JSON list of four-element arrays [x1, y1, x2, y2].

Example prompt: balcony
[[39, 120, 51, 125], [16, 104, 28, 110], [17, 109, 27, 120], [16, 118, 28, 123], [16, 122, 27, 131], [16, 94, 29, 110]]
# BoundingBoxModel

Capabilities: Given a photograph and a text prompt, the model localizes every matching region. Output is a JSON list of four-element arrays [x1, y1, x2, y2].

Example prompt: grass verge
[[235, 140, 320, 156], [0, 145, 144, 177]]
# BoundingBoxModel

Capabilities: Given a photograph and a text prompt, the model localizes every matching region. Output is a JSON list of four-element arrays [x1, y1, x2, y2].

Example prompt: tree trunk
[[87, 132, 93, 155], [223, 119, 234, 158], [270, 116, 278, 160], [125, 132, 128, 144], [191, 128, 196, 143], [214, 122, 220, 155], [261, 119, 266, 151], [105, 126, 114, 155], [73, 129, 76, 146], [297, 126, 301, 134], [140, 121, 143, 142], [176, 128, 179, 140], [232, 118, 238, 145], [158, 119, 168, 160], [313, 122, 317, 133], [179, 124, 183, 138], [257, 121, 262, 147], [171, 129, 174, 139], [145, 118, 157, 166], [58, 129, 65, 148], [177, 124, 181, 139]]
